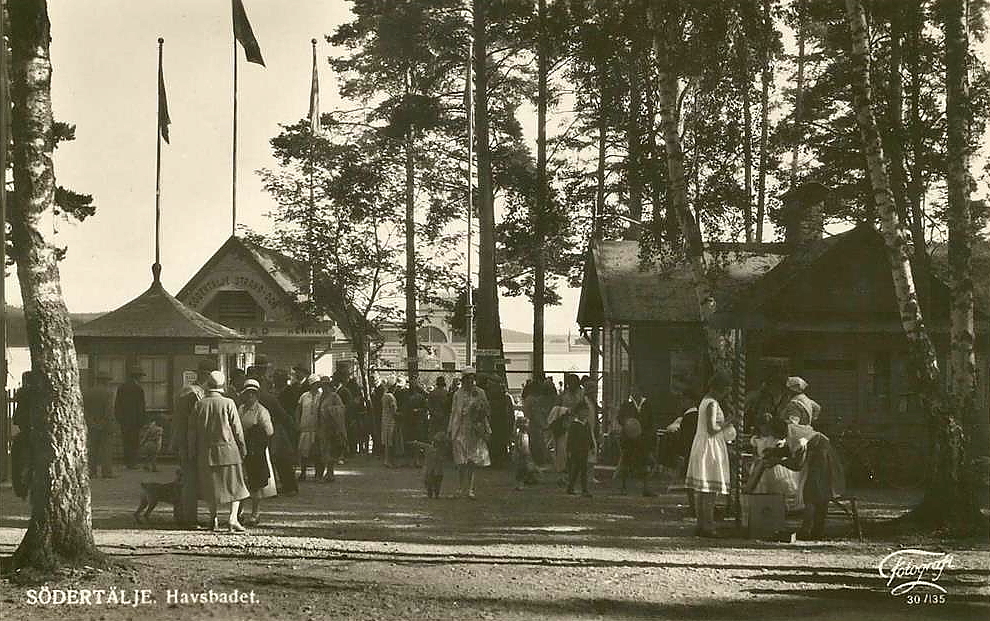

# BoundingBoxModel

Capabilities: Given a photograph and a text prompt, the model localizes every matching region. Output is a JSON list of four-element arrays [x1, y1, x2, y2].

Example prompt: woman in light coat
[[448, 367, 491, 499], [194, 371, 249, 533]]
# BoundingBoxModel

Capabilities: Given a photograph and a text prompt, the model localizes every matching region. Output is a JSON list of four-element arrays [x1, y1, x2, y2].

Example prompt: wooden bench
[[829, 496, 863, 541]]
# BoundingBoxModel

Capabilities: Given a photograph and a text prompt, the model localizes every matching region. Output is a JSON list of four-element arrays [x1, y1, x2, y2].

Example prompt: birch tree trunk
[[739, 33, 754, 243], [789, 0, 805, 184], [942, 0, 980, 517], [652, 5, 729, 373], [845, 0, 981, 530], [755, 0, 772, 243], [8, 0, 104, 570]]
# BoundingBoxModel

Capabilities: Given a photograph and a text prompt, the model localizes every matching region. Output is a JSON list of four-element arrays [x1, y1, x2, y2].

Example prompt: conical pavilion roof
[[75, 278, 245, 340]]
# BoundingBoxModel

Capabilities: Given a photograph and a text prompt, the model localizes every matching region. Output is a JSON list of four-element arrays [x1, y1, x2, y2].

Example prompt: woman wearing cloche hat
[[238, 379, 278, 525]]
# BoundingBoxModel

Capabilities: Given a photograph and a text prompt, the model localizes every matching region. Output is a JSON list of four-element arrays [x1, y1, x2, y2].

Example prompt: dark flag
[[308, 41, 320, 134], [232, 0, 265, 66], [158, 57, 170, 143]]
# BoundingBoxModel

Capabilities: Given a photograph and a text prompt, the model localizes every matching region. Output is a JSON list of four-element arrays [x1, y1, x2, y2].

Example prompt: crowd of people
[[8, 358, 845, 540]]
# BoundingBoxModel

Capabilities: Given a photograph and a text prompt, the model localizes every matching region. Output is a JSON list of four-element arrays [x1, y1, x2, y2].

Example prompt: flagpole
[[232, 37, 238, 237], [465, 41, 474, 368], [154, 37, 164, 282], [308, 38, 317, 300]]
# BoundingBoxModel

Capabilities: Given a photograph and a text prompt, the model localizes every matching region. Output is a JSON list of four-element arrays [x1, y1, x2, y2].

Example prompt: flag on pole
[[308, 41, 320, 134], [158, 56, 170, 143], [233, 0, 265, 66]]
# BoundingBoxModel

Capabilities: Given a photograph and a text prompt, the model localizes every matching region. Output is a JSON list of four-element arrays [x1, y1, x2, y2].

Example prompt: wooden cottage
[[578, 219, 990, 469]]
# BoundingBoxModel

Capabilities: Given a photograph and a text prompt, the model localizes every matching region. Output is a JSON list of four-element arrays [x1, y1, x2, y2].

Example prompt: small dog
[[410, 432, 447, 499], [134, 470, 181, 523]]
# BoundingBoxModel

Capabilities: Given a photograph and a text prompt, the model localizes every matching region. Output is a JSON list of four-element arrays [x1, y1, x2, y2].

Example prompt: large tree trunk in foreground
[[8, 0, 104, 570], [652, 5, 729, 374], [472, 0, 505, 374], [845, 0, 981, 531]]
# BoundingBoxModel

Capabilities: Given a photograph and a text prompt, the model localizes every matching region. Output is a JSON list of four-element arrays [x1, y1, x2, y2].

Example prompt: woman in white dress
[[239, 379, 277, 525], [448, 367, 491, 499], [685, 370, 735, 537]]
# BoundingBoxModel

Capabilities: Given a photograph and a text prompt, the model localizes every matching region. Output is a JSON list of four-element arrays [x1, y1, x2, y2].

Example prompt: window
[[95, 356, 127, 393], [417, 326, 448, 343], [205, 290, 263, 325], [137, 356, 169, 410]]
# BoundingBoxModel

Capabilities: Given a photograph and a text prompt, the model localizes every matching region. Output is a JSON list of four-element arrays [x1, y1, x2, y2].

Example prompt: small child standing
[[512, 415, 539, 490], [566, 403, 593, 498], [410, 431, 447, 498], [137, 417, 164, 472]]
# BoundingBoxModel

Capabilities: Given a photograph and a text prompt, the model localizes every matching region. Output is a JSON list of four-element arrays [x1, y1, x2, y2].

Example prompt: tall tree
[[472, 0, 506, 373], [8, 0, 103, 571], [330, 0, 466, 382], [844, 0, 982, 531], [942, 0, 980, 522], [651, 1, 732, 372], [533, 0, 548, 380]]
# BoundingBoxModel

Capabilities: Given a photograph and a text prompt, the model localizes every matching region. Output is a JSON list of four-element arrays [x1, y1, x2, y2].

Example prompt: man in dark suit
[[115, 366, 147, 469]]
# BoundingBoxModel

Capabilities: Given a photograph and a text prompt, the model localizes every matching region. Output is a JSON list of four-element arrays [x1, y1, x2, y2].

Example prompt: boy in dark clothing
[[566, 404, 593, 497]]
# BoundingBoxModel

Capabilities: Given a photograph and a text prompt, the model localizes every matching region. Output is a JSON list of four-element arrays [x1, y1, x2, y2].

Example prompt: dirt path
[[1, 456, 988, 619]]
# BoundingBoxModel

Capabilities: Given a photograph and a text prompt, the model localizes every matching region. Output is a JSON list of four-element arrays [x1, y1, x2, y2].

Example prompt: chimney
[[779, 182, 829, 246]]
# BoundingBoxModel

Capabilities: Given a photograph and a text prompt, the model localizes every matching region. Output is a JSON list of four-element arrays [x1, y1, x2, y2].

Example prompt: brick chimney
[[779, 182, 829, 246]]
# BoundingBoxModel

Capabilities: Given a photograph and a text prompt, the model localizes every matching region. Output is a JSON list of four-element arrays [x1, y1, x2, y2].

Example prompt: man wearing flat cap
[[115, 365, 147, 469], [84, 370, 117, 478]]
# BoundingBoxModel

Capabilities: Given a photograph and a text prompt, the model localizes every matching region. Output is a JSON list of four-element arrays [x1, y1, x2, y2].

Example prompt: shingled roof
[[75, 279, 246, 340], [578, 240, 787, 326]]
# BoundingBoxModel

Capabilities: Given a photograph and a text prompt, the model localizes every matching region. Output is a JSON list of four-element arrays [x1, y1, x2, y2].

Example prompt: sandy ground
[[0, 455, 987, 620]]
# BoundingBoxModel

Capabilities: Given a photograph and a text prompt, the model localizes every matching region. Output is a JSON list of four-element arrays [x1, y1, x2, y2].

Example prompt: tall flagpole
[[308, 38, 317, 300], [154, 37, 164, 282], [465, 41, 474, 368], [232, 38, 238, 236]]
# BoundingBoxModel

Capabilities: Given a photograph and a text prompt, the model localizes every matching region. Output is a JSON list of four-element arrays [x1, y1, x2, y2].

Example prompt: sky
[[2, 0, 582, 335]]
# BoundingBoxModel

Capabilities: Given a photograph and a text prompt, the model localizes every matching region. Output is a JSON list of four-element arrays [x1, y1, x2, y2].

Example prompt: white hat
[[786, 376, 808, 393], [207, 370, 226, 389], [307, 373, 321, 386], [240, 379, 260, 394], [462, 366, 477, 376]]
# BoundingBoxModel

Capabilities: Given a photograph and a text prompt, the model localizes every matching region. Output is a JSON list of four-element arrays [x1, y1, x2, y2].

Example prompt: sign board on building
[[228, 321, 336, 340], [194, 345, 211, 355]]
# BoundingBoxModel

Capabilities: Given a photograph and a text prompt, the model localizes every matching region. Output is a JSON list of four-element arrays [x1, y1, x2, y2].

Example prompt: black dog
[[134, 471, 181, 523]]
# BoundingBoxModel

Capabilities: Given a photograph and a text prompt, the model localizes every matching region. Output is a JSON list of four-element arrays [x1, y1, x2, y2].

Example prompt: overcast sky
[[2, 0, 581, 335]]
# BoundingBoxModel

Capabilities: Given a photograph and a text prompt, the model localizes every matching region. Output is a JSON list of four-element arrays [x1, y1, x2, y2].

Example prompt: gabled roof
[[577, 240, 787, 326], [75, 279, 245, 340], [578, 224, 988, 330], [176, 235, 307, 306]]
